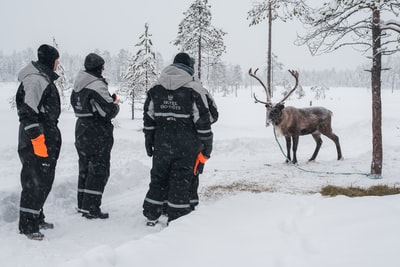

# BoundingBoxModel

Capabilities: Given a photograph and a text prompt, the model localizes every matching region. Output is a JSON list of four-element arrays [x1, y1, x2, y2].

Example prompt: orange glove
[[194, 152, 208, 175], [31, 134, 48, 157]]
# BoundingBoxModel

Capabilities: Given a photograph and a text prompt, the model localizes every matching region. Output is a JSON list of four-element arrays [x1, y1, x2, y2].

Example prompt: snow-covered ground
[[0, 81, 399, 267]]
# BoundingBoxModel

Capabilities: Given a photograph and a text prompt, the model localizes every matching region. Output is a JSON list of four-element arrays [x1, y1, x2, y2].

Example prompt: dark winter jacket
[[143, 64, 213, 157], [16, 61, 61, 160], [71, 70, 119, 121], [71, 71, 119, 153]]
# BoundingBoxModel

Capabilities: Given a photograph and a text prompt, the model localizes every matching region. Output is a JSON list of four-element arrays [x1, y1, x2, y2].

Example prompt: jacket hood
[[73, 70, 100, 92], [18, 61, 59, 82], [158, 65, 194, 90], [18, 62, 40, 82]]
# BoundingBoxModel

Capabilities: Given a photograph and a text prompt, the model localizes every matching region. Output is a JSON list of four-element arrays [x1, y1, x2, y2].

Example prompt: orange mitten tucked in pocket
[[31, 134, 48, 157]]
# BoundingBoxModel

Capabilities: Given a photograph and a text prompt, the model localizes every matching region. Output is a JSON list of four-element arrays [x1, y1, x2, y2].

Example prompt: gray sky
[[1, 0, 368, 70]]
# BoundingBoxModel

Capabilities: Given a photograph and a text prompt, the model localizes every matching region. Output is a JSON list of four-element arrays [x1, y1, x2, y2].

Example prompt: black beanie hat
[[37, 44, 59, 70], [84, 53, 105, 72], [173, 52, 192, 68]]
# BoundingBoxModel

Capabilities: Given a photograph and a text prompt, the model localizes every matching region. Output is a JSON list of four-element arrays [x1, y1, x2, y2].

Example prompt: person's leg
[[76, 151, 88, 212], [143, 153, 170, 221], [80, 160, 109, 218], [75, 119, 91, 213], [190, 174, 200, 210], [167, 154, 196, 222], [81, 134, 113, 218], [37, 159, 57, 228], [18, 149, 54, 235]]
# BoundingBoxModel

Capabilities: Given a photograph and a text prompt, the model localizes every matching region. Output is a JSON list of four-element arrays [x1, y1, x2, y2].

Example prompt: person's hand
[[31, 134, 48, 157], [145, 136, 154, 157], [112, 93, 119, 104], [194, 152, 208, 175]]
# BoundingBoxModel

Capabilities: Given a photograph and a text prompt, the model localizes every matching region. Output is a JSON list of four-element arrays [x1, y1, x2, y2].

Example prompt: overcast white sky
[[1, 0, 369, 70]]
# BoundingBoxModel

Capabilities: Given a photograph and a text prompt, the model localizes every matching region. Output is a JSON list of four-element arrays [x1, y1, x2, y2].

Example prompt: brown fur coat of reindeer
[[249, 68, 343, 164]]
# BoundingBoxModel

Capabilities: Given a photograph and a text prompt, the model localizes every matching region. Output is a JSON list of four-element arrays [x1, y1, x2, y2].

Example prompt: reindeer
[[249, 68, 343, 164]]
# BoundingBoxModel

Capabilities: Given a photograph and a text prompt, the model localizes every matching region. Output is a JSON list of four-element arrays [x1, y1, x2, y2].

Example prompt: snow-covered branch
[[381, 19, 400, 33]]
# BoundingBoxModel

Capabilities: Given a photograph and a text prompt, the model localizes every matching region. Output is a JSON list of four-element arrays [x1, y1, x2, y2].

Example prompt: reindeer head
[[268, 103, 285, 125], [249, 68, 299, 126]]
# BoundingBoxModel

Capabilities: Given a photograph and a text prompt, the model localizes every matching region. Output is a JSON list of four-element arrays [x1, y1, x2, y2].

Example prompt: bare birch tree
[[247, 0, 308, 98], [296, 0, 400, 177]]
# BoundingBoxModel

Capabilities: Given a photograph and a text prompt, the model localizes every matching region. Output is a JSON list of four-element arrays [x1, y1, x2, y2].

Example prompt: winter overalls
[[143, 63, 213, 222], [16, 61, 61, 234], [70, 70, 119, 214]]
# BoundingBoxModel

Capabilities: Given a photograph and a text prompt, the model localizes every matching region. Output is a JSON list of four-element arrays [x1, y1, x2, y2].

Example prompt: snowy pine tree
[[122, 23, 158, 120], [228, 64, 243, 91], [310, 85, 329, 100], [53, 37, 71, 110], [173, 0, 226, 81], [295, 84, 305, 99], [116, 49, 131, 84], [207, 60, 227, 95], [155, 51, 165, 73]]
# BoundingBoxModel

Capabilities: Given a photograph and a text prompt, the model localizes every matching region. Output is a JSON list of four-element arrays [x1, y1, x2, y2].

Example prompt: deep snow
[[0, 81, 399, 267]]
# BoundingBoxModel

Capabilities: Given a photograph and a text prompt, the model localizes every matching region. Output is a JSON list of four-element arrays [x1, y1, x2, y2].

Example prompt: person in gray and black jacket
[[16, 44, 61, 240], [142, 52, 213, 225], [70, 53, 119, 219]]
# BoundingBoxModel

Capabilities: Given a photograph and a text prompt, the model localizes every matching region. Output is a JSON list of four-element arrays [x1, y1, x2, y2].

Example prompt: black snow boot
[[146, 219, 159, 226], [39, 221, 54, 230], [23, 231, 45, 241], [82, 209, 109, 219]]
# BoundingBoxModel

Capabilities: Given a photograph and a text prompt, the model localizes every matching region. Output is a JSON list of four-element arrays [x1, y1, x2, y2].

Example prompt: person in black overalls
[[142, 52, 213, 225], [70, 53, 119, 219], [16, 44, 61, 240]]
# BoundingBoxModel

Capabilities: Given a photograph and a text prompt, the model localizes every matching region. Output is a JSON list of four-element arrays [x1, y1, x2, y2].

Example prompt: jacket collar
[[32, 61, 59, 82]]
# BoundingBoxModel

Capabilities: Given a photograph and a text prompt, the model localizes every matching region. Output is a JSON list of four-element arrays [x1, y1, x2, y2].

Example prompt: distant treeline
[[0, 48, 132, 87], [1, 49, 399, 91]]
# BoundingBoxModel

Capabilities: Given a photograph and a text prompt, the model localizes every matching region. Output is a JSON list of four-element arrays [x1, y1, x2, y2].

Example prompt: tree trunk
[[145, 70, 148, 92], [131, 95, 135, 120], [267, 1, 272, 98], [370, 9, 383, 177], [198, 36, 202, 80]]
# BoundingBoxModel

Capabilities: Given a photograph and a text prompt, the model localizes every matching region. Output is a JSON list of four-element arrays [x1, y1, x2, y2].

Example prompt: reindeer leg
[[285, 136, 292, 163], [309, 133, 322, 161], [292, 136, 299, 164], [324, 133, 343, 160]]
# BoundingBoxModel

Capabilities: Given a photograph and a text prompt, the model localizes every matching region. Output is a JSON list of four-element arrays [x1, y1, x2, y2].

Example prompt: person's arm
[[89, 80, 120, 120], [143, 91, 156, 157], [193, 85, 213, 157], [17, 76, 49, 157]]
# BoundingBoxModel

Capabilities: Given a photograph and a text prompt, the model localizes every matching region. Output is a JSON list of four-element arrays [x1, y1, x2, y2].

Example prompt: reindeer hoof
[[338, 157, 344, 161]]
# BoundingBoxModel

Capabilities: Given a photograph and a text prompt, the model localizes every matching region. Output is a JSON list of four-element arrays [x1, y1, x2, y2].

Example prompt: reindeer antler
[[277, 69, 299, 105], [248, 68, 271, 104], [253, 93, 269, 105]]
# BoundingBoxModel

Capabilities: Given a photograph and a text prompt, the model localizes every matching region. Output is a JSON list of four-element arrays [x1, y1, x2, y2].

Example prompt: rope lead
[[272, 127, 373, 178]]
